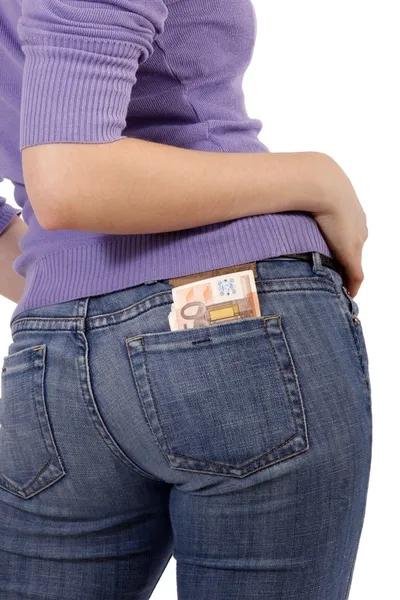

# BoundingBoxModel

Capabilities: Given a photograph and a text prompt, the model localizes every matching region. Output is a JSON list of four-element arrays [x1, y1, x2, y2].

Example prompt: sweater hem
[[10, 213, 333, 324]]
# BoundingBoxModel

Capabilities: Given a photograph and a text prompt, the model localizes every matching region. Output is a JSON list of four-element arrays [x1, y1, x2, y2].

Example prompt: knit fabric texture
[[0, 0, 332, 323]]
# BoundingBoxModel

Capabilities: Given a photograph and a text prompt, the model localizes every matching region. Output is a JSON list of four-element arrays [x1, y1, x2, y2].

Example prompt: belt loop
[[311, 251, 325, 274], [76, 297, 90, 332]]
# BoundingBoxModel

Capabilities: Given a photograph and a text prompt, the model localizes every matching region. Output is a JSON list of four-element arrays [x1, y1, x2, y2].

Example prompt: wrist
[[259, 151, 333, 215], [303, 152, 338, 216]]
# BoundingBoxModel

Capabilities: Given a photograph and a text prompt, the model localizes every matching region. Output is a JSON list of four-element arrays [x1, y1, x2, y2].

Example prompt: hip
[[1, 251, 372, 496]]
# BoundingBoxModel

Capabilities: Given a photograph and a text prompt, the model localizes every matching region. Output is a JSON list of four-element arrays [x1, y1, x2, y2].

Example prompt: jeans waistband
[[9, 251, 341, 335], [166, 252, 341, 288], [275, 252, 342, 274]]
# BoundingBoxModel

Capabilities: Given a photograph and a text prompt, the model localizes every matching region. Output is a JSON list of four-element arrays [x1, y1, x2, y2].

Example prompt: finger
[[343, 254, 364, 298]]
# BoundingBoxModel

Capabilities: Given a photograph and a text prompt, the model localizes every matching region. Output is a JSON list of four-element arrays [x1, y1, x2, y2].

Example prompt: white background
[[1, 1, 398, 598]]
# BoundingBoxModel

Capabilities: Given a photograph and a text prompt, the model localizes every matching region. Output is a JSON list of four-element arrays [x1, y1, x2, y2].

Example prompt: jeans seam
[[334, 287, 371, 397], [78, 330, 165, 484], [264, 316, 297, 431]]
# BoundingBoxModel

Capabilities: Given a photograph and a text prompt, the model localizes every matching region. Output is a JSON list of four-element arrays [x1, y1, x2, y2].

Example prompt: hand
[[310, 154, 368, 298]]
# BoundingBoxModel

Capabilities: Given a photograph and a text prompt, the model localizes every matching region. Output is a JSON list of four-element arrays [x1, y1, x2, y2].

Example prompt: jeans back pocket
[[125, 315, 309, 478], [0, 345, 66, 499]]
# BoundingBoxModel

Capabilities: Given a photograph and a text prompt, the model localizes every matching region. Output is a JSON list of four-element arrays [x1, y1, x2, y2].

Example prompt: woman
[[0, 1, 371, 598]]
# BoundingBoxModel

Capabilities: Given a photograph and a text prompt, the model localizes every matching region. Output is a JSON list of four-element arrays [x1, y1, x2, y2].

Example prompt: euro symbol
[[180, 301, 209, 328]]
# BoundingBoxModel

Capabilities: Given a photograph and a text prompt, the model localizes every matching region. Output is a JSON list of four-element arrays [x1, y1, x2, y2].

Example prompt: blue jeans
[[0, 252, 372, 599]]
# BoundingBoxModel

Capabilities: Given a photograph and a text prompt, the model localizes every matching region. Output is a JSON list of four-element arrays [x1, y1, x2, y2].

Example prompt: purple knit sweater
[[0, 0, 332, 324]]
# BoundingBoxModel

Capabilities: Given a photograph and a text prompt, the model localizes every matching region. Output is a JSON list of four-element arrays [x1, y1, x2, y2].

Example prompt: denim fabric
[[0, 252, 372, 599]]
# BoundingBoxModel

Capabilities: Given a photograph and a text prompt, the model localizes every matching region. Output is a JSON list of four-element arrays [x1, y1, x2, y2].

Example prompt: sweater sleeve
[[0, 199, 22, 237], [17, 0, 169, 151], [0, 177, 22, 236]]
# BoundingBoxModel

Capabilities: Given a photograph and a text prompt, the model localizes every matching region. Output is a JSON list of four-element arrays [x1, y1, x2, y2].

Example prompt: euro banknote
[[168, 269, 261, 330]]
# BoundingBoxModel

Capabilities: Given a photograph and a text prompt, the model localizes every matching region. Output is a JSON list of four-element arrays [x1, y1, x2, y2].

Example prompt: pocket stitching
[[274, 316, 310, 445], [138, 320, 301, 469], [263, 316, 297, 432], [126, 315, 310, 477], [0, 344, 67, 499], [126, 336, 172, 465]]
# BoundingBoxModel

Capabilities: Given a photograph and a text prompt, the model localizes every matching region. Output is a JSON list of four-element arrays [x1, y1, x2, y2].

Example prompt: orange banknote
[[168, 269, 261, 330]]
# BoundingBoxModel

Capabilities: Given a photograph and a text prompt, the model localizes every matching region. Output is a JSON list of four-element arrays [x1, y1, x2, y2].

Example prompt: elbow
[[21, 145, 77, 231], [28, 186, 74, 231]]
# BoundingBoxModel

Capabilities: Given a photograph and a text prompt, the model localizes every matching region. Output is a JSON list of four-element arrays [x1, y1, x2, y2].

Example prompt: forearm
[[0, 215, 26, 304], [26, 139, 327, 234]]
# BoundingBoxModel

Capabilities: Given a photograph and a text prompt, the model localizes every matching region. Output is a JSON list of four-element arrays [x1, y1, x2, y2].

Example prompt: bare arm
[[17, 1, 328, 236], [0, 215, 26, 303], [14, 140, 368, 299], [23, 139, 326, 233]]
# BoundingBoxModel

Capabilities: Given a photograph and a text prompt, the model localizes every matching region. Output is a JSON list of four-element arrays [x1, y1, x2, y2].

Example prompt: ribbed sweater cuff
[[0, 203, 22, 236], [19, 40, 142, 150]]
